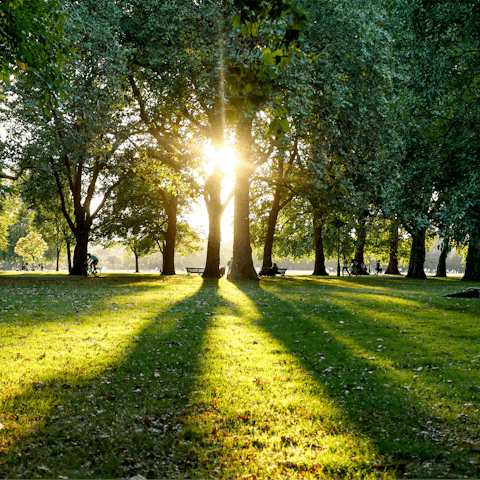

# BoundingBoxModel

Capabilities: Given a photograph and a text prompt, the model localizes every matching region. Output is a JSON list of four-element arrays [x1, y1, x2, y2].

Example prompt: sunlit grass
[[0, 273, 479, 478]]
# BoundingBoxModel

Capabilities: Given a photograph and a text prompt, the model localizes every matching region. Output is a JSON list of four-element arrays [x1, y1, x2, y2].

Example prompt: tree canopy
[[0, 0, 479, 279]]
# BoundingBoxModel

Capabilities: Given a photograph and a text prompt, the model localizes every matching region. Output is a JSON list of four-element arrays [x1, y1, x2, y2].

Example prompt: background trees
[[14, 232, 47, 266], [0, 0, 478, 279]]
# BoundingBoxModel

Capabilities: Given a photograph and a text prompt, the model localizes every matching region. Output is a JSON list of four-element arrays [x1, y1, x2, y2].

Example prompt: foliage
[[0, 192, 20, 252], [1, 0, 138, 274], [31, 200, 73, 266], [381, 0, 480, 244], [13, 231, 47, 264], [0, 0, 67, 86], [94, 172, 202, 264]]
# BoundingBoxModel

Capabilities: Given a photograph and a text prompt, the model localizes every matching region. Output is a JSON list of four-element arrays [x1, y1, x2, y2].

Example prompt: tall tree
[[120, 0, 230, 276], [394, 0, 480, 279], [2, 1, 135, 275], [226, 0, 309, 281]]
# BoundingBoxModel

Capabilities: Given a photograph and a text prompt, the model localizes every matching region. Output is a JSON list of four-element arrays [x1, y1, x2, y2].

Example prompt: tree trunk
[[406, 227, 427, 279], [56, 247, 60, 272], [385, 222, 401, 275], [135, 252, 139, 273], [462, 236, 480, 281], [435, 239, 449, 278], [71, 228, 90, 275], [66, 241, 72, 272], [354, 216, 367, 272], [228, 115, 258, 281], [261, 190, 282, 270], [161, 195, 177, 276], [203, 168, 224, 278], [312, 212, 328, 275]]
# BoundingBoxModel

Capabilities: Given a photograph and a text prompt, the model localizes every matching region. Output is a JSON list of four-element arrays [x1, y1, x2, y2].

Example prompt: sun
[[204, 144, 237, 178]]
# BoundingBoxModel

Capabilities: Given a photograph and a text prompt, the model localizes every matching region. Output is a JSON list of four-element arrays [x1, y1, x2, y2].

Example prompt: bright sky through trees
[[189, 145, 238, 242], [203, 144, 237, 178]]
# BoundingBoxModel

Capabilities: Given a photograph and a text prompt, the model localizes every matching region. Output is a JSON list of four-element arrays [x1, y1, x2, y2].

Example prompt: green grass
[[0, 273, 479, 479]]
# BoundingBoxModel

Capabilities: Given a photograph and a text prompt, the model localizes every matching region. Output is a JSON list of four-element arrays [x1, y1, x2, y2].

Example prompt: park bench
[[259, 267, 287, 278], [186, 267, 205, 275]]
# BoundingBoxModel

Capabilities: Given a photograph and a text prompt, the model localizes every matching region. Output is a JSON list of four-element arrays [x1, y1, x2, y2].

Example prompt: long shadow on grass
[[0, 276, 218, 479], [235, 279, 478, 479]]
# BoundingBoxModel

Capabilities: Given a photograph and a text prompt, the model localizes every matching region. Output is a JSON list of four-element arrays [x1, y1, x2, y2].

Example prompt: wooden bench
[[186, 267, 205, 275], [259, 267, 287, 278]]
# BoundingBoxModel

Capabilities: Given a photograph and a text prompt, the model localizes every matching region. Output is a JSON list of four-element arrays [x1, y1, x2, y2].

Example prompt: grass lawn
[[0, 272, 479, 479]]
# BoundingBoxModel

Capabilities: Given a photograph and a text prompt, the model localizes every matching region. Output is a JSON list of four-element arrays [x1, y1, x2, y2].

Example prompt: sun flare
[[204, 144, 237, 178]]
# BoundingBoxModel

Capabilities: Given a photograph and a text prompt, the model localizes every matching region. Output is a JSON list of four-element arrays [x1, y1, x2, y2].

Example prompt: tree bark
[[435, 239, 449, 278], [385, 222, 401, 275], [261, 154, 294, 270], [261, 190, 282, 270], [406, 227, 427, 279], [135, 252, 139, 273], [228, 114, 258, 281], [462, 236, 480, 281], [161, 194, 177, 276], [56, 247, 60, 272], [312, 212, 328, 275], [66, 240, 72, 272], [203, 168, 224, 278], [71, 227, 90, 276], [354, 215, 367, 271]]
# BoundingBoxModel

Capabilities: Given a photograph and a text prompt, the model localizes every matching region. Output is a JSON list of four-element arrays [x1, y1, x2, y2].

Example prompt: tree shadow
[[233, 279, 479, 478], [0, 276, 220, 478]]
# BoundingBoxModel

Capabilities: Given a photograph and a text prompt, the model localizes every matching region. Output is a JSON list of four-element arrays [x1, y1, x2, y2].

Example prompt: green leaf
[[280, 118, 290, 132]]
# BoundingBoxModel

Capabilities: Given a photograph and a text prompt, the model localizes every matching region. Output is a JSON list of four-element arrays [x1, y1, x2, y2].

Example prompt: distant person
[[88, 253, 98, 267], [342, 256, 349, 275]]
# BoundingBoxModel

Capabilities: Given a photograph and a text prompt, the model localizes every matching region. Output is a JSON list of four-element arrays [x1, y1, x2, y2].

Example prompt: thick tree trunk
[[228, 115, 258, 281], [435, 239, 449, 278], [203, 168, 224, 278], [406, 227, 427, 279], [385, 222, 401, 275], [462, 236, 480, 281], [162, 196, 177, 276], [71, 228, 90, 275], [312, 213, 328, 275]]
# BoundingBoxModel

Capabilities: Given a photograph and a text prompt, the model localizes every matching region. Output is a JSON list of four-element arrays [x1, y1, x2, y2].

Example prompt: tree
[[32, 201, 75, 272], [226, 0, 309, 281], [119, 0, 229, 276], [0, 191, 20, 254], [202, 166, 234, 278], [2, 0, 136, 275], [94, 169, 200, 274], [14, 232, 47, 265], [393, 0, 480, 280], [0, 196, 30, 267]]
